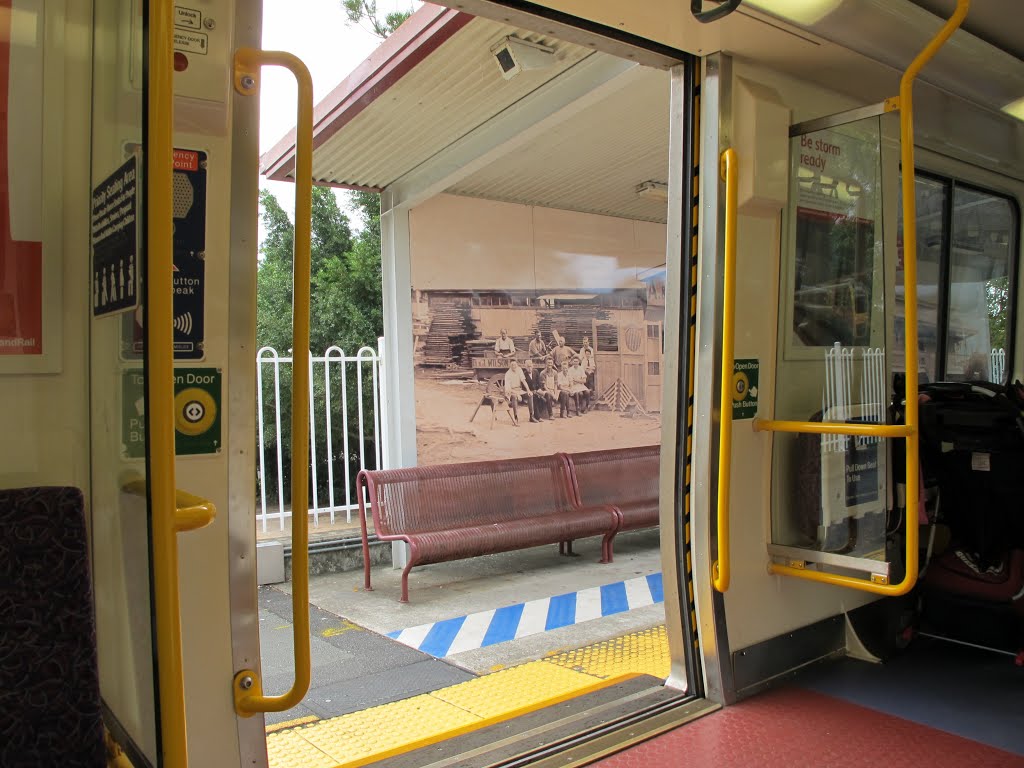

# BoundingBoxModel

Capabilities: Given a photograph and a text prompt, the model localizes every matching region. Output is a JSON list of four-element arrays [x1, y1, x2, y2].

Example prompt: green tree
[[257, 186, 383, 504], [341, 0, 414, 39], [986, 275, 1010, 352]]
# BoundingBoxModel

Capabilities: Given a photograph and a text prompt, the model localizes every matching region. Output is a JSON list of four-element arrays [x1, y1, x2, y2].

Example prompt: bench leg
[[559, 540, 578, 557], [601, 532, 616, 564], [399, 558, 416, 603]]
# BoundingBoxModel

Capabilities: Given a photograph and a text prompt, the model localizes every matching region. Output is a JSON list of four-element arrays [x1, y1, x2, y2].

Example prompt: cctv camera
[[490, 36, 555, 80]]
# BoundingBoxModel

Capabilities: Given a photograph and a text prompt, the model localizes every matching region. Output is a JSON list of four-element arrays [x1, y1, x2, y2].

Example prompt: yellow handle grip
[[713, 148, 737, 593], [231, 47, 314, 715]]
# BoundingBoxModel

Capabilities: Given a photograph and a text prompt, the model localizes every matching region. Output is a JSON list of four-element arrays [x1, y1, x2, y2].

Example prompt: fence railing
[[257, 340, 386, 532], [991, 348, 1006, 384]]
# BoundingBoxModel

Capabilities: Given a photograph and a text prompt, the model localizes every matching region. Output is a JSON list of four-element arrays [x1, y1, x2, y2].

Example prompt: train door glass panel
[[89, 0, 159, 761], [770, 111, 898, 574]]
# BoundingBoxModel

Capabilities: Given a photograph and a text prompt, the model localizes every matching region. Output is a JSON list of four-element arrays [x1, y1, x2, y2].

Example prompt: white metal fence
[[821, 343, 886, 452], [257, 340, 386, 532], [991, 348, 1006, 384]]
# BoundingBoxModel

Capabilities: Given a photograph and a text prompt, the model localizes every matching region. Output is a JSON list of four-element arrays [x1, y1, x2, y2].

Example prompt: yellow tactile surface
[[544, 625, 670, 680], [267, 625, 670, 768]]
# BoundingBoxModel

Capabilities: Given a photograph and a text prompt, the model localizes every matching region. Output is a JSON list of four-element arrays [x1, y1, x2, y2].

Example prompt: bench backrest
[[566, 445, 660, 507], [361, 455, 575, 536]]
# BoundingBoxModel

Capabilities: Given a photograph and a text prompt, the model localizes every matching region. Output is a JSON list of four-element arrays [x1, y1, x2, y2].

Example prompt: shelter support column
[[380, 191, 416, 568]]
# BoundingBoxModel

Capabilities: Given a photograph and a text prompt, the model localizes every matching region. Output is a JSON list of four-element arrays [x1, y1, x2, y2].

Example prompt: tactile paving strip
[[543, 625, 670, 680], [266, 625, 670, 768]]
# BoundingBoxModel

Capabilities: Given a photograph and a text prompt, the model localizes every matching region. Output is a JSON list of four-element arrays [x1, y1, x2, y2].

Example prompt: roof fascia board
[[261, 4, 474, 181], [382, 53, 641, 213], [438, 0, 687, 68]]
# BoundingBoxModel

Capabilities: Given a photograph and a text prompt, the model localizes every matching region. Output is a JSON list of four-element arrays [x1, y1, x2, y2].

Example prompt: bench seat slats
[[565, 445, 660, 532], [358, 454, 619, 602], [405, 508, 619, 566]]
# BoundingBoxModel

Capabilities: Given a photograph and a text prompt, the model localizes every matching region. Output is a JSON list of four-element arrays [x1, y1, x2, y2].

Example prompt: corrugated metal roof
[[308, 17, 596, 189], [446, 67, 670, 223]]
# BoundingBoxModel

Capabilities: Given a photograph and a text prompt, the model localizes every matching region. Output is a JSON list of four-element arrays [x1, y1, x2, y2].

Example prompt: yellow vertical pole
[[147, 0, 188, 765], [713, 148, 737, 593], [897, 0, 970, 592]]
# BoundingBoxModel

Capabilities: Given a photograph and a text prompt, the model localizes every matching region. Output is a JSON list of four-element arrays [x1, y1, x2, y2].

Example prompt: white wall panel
[[409, 193, 666, 292]]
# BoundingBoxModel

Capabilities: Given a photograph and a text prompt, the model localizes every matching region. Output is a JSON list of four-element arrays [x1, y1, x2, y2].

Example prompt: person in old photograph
[[528, 331, 548, 359], [550, 336, 573, 369], [581, 347, 597, 392], [568, 355, 591, 413], [524, 358, 548, 420], [556, 360, 576, 417], [535, 358, 558, 420], [504, 358, 537, 424], [579, 335, 593, 357], [494, 328, 517, 359]]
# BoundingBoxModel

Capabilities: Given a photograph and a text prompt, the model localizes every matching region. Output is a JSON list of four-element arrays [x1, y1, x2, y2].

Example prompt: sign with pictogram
[[121, 148, 206, 360], [92, 156, 140, 318], [731, 358, 759, 420], [122, 367, 222, 458]]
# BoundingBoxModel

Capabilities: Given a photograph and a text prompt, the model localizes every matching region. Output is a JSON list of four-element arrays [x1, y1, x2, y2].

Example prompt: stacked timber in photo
[[418, 299, 476, 368]]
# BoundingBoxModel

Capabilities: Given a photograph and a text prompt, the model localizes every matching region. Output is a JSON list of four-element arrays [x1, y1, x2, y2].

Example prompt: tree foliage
[[257, 186, 383, 503], [986, 275, 1010, 352], [341, 0, 413, 39]]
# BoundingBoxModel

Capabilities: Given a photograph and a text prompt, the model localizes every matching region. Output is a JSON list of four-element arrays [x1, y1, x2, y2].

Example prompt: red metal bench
[[564, 445, 661, 533], [357, 455, 621, 602]]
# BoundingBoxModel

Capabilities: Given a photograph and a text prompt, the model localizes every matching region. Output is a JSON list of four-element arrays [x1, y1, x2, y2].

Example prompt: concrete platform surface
[[259, 530, 666, 724]]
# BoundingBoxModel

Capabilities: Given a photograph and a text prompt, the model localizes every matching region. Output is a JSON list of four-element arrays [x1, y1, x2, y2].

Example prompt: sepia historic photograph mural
[[409, 194, 667, 465]]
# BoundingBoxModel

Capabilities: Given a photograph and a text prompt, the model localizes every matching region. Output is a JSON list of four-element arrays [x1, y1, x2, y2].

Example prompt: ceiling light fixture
[[635, 181, 669, 203], [743, 0, 842, 25], [1003, 96, 1024, 122]]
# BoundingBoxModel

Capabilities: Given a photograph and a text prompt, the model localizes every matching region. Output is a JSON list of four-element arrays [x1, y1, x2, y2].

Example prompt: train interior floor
[[595, 634, 1024, 768]]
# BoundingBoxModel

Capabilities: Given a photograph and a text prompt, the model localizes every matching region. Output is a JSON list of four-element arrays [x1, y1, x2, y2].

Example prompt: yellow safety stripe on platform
[[543, 625, 670, 680], [266, 625, 670, 768]]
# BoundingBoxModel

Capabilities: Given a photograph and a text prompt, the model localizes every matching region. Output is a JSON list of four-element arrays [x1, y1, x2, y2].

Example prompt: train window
[[896, 176, 1019, 384]]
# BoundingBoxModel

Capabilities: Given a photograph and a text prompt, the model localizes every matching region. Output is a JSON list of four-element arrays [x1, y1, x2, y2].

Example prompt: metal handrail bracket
[[231, 47, 314, 716], [753, 0, 970, 596]]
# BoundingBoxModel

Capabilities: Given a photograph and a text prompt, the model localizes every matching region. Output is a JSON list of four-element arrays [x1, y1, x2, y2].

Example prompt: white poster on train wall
[[0, 0, 61, 372]]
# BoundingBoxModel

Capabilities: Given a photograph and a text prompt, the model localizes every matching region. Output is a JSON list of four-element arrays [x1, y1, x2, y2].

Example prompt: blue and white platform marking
[[387, 573, 663, 658]]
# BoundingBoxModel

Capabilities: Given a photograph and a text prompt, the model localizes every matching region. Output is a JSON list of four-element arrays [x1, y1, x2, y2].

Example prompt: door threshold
[[377, 679, 717, 768]]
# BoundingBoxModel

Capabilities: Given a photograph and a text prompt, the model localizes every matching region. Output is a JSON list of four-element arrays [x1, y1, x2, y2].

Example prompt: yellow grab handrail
[[713, 148, 738, 593], [122, 479, 217, 534], [147, 2, 190, 766], [231, 47, 314, 715], [173, 489, 217, 533], [754, 0, 970, 596], [754, 421, 911, 439]]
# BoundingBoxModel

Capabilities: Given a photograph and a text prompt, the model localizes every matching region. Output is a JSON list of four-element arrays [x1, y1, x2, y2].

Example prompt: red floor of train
[[593, 687, 1024, 768]]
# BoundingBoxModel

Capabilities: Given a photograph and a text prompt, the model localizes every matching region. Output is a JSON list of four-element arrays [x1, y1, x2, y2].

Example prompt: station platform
[[259, 529, 673, 766]]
